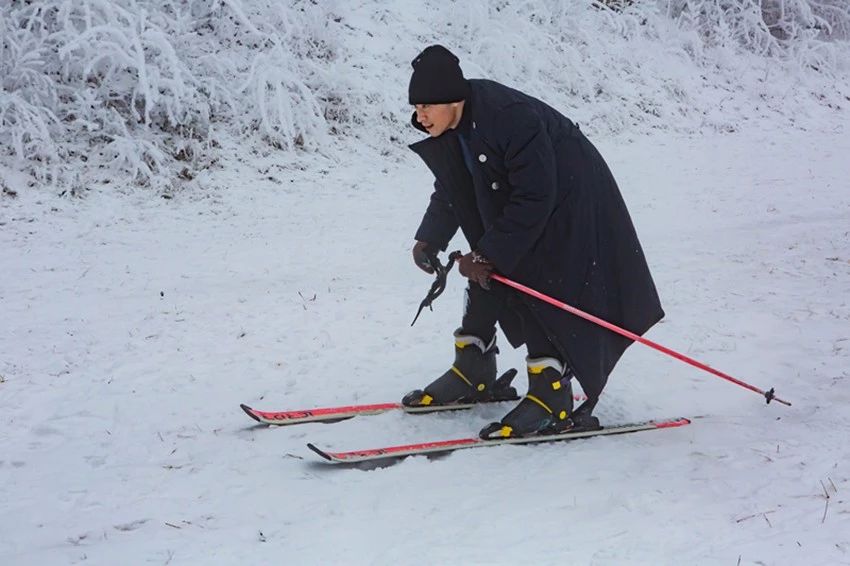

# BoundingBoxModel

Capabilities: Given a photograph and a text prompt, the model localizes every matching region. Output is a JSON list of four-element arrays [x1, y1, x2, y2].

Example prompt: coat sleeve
[[476, 103, 557, 274], [414, 180, 459, 250]]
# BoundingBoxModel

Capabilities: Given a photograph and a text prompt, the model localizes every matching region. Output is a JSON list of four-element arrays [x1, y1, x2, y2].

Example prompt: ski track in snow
[[2, 125, 850, 565]]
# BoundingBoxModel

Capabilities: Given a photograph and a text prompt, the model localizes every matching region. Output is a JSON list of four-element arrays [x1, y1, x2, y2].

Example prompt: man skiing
[[401, 45, 665, 440]]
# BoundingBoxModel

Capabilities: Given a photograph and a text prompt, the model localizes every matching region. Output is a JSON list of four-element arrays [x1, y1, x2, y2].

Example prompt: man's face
[[414, 103, 458, 137]]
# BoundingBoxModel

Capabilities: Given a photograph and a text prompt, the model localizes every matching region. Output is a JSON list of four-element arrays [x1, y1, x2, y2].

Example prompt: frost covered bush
[[664, 0, 850, 72], [0, 0, 341, 193], [3, 1, 210, 192], [1, 0, 849, 195], [428, 1, 849, 136], [667, 0, 850, 44]]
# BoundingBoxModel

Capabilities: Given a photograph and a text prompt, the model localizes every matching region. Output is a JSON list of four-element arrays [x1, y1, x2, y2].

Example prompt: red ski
[[242, 401, 410, 425], [240, 394, 586, 426], [241, 368, 589, 426], [307, 417, 692, 463]]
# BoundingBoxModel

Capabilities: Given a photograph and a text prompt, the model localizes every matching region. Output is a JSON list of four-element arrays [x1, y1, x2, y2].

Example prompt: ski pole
[[489, 273, 791, 407]]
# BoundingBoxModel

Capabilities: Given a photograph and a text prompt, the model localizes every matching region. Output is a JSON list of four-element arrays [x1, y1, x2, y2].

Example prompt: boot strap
[[451, 366, 486, 392], [525, 394, 553, 414]]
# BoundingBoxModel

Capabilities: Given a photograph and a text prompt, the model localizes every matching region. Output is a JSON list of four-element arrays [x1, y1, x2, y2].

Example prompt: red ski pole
[[490, 273, 791, 407]]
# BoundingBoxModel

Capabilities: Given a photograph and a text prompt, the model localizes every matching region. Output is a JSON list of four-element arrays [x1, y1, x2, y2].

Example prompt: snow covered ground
[[2, 118, 849, 564], [3, 1, 850, 564]]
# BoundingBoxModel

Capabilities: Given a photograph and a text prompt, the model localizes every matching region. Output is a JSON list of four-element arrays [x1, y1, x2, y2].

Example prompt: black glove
[[412, 241, 436, 274], [458, 251, 494, 290]]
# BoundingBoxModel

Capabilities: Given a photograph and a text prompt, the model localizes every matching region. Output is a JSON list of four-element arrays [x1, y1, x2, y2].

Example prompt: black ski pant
[[460, 282, 561, 361], [461, 282, 605, 414]]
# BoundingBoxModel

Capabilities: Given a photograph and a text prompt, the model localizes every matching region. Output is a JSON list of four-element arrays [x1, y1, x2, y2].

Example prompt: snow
[[3, 123, 849, 564], [3, 1, 850, 565]]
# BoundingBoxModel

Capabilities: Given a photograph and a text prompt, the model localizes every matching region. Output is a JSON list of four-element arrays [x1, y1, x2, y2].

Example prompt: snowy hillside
[[2, 1, 850, 565], [2, 0, 850, 194]]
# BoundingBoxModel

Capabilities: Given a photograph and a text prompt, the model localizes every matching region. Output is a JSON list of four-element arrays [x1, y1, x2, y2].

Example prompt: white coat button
[[491, 182, 499, 190], [472, 121, 477, 129], [478, 154, 487, 163]]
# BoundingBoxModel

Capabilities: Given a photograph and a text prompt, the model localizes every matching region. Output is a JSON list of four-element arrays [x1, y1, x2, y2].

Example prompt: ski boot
[[479, 357, 600, 439], [402, 329, 518, 408]]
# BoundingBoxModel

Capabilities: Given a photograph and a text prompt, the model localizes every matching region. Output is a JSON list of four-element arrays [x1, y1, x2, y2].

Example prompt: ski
[[241, 401, 453, 425], [306, 417, 692, 464], [241, 394, 588, 426], [242, 368, 585, 426]]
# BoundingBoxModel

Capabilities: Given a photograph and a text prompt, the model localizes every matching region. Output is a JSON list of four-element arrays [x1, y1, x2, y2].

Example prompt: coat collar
[[455, 97, 473, 137], [407, 123, 484, 248], [410, 111, 428, 133]]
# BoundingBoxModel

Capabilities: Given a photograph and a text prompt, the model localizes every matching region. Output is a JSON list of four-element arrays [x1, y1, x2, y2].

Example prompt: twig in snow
[[763, 513, 772, 528], [297, 291, 317, 310], [820, 479, 831, 524], [751, 448, 773, 462], [735, 509, 777, 523], [165, 522, 181, 529], [829, 477, 838, 493], [736, 555, 741, 566]]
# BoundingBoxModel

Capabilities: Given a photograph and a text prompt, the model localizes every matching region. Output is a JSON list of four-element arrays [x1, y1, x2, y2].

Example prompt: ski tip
[[655, 417, 692, 428], [240, 404, 261, 422], [306, 443, 333, 462]]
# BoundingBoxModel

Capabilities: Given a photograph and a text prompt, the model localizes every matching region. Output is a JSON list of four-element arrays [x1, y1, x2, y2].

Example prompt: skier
[[401, 45, 665, 440]]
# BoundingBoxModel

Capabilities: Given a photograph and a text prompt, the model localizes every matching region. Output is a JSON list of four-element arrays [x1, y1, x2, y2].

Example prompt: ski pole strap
[[410, 251, 459, 326]]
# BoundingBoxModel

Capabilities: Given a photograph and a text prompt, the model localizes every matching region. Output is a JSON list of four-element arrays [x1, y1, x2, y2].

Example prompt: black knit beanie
[[408, 45, 470, 105]]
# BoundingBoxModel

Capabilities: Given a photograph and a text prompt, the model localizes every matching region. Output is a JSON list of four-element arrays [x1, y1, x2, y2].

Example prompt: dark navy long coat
[[410, 79, 664, 400]]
